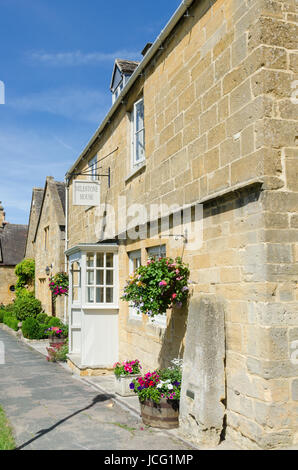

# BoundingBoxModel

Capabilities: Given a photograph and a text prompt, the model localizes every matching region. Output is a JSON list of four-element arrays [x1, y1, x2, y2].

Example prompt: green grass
[[0, 406, 16, 450]]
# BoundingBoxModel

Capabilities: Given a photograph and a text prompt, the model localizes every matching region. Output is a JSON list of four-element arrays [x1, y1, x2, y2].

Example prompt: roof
[[0, 223, 28, 266], [110, 59, 140, 91], [24, 188, 44, 256], [116, 59, 140, 75]]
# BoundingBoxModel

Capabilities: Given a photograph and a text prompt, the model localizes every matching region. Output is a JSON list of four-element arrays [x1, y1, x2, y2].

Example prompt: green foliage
[[121, 257, 190, 318], [0, 309, 4, 323], [0, 406, 16, 450], [3, 312, 19, 331], [13, 295, 42, 321], [22, 317, 45, 340], [36, 313, 51, 324], [15, 258, 35, 289], [46, 341, 68, 362], [47, 317, 63, 328], [130, 359, 183, 404], [113, 360, 142, 378]]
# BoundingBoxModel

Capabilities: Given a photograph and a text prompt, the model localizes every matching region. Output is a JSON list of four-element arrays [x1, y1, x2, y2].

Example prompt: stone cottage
[[0, 203, 28, 305], [32, 177, 66, 320], [64, 0, 298, 449], [25, 187, 44, 260]]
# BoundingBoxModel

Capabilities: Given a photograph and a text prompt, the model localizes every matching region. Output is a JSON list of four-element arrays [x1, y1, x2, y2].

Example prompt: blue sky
[[0, 0, 181, 224]]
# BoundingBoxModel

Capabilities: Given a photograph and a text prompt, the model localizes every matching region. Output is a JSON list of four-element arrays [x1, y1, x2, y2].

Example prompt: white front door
[[69, 255, 82, 356]]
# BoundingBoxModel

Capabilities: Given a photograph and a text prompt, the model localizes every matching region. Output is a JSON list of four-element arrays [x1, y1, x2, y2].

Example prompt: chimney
[[141, 43, 153, 57], [0, 202, 6, 227]]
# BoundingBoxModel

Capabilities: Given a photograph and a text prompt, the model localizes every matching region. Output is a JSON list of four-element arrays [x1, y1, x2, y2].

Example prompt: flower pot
[[49, 336, 66, 347], [114, 374, 141, 397], [139, 398, 179, 429]]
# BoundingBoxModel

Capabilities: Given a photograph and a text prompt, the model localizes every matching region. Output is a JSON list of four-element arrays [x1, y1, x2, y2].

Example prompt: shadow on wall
[[157, 304, 188, 369]]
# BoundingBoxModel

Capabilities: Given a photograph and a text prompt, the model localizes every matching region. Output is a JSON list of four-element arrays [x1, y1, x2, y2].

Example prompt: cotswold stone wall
[[67, 0, 298, 448], [0, 266, 17, 305], [35, 178, 66, 319]]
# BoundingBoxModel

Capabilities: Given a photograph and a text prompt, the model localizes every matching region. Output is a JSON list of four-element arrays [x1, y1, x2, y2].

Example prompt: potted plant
[[113, 360, 142, 397], [121, 257, 190, 320], [129, 359, 183, 429], [45, 326, 67, 347]]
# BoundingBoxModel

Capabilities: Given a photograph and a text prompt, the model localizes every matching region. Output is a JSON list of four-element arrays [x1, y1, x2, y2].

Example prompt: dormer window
[[110, 59, 139, 104]]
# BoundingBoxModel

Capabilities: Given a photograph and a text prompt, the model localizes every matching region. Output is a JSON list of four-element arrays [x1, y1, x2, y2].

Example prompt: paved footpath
[[0, 328, 193, 451]]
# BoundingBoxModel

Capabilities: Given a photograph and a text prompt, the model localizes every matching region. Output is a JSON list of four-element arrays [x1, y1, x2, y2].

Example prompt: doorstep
[[67, 354, 114, 377]]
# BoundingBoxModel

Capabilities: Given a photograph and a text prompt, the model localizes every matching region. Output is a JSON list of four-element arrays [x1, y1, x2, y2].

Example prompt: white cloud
[[27, 49, 141, 67], [9, 87, 111, 123]]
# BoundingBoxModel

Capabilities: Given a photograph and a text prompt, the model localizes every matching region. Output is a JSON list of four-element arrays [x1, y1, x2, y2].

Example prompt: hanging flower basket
[[49, 272, 69, 298], [121, 257, 190, 319]]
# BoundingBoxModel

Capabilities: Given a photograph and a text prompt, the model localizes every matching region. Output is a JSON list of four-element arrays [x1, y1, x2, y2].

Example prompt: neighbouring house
[[0, 203, 28, 305], [25, 187, 44, 259], [64, 0, 298, 450], [33, 177, 66, 320]]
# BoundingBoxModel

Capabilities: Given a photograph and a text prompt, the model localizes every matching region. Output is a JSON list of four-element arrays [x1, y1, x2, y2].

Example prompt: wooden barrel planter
[[140, 398, 179, 429]]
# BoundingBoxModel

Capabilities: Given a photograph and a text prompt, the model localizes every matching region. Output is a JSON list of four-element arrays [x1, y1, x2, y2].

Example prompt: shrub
[[15, 258, 35, 289], [13, 295, 42, 321], [47, 317, 63, 328], [36, 313, 51, 324], [3, 312, 19, 331], [0, 309, 4, 323], [22, 318, 44, 340]]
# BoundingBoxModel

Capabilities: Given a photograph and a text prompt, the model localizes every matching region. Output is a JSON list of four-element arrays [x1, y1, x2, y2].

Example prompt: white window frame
[[88, 156, 98, 181], [131, 97, 145, 170], [128, 250, 142, 321], [84, 251, 118, 307]]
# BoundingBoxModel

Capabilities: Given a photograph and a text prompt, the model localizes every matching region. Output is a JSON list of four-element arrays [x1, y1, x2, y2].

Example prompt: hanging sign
[[73, 180, 100, 206]]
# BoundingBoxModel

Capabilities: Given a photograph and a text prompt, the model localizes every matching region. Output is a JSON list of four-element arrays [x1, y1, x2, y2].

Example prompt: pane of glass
[[72, 270, 79, 286], [96, 253, 104, 267], [96, 287, 104, 303], [87, 270, 94, 285], [72, 287, 78, 302], [134, 257, 141, 270], [96, 270, 104, 285], [87, 287, 94, 303], [106, 270, 113, 286], [106, 253, 114, 268], [87, 253, 94, 267], [106, 288, 113, 304], [135, 100, 144, 132], [136, 130, 145, 162], [147, 245, 166, 259]]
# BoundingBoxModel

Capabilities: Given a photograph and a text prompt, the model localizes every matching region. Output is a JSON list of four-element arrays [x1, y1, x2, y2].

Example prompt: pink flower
[[172, 293, 177, 299], [159, 281, 167, 287]]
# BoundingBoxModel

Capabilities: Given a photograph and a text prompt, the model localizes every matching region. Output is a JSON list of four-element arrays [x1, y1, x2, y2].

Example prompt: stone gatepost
[[179, 295, 226, 447]]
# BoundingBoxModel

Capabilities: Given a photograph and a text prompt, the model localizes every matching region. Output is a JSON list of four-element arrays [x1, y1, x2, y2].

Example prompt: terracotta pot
[[140, 398, 179, 429], [114, 374, 141, 397]]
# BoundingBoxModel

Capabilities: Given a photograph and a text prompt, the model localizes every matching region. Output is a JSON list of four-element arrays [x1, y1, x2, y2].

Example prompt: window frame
[[88, 156, 98, 181], [131, 97, 145, 170], [84, 251, 117, 307], [128, 249, 142, 321]]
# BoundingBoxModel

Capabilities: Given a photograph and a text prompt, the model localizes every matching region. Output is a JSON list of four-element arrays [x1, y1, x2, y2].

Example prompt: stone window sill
[[125, 162, 146, 184]]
